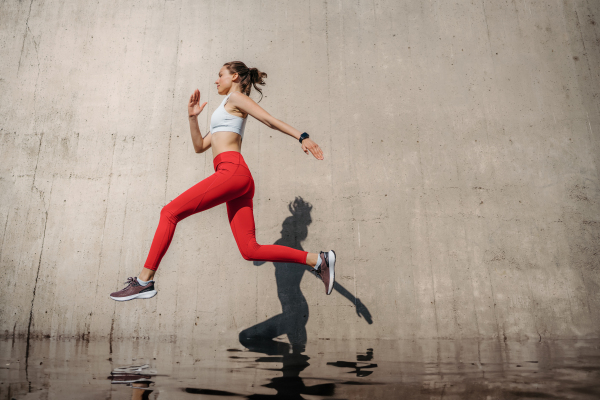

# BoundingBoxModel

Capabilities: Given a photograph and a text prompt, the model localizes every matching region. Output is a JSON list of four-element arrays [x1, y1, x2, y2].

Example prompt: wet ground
[[1, 338, 599, 399]]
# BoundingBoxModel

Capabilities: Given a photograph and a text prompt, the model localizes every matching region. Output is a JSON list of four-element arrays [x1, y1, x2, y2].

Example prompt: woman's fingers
[[310, 145, 323, 160], [314, 145, 322, 159], [301, 140, 324, 160], [190, 89, 200, 104]]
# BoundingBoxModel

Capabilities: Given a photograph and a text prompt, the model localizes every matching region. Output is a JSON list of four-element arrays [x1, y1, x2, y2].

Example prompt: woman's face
[[215, 66, 238, 94]]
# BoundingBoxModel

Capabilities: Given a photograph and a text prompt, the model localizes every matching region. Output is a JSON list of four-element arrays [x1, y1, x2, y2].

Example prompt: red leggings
[[143, 151, 309, 271]]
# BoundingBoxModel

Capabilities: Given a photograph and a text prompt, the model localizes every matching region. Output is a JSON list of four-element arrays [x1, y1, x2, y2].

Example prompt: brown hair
[[223, 61, 267, 103]]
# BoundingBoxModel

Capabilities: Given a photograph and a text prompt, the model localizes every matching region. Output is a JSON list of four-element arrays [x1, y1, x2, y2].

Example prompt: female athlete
[[110, 61, 336, 301]]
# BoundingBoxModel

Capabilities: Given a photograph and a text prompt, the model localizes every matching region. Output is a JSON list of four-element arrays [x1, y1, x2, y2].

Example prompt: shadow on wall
[[234, 197, 374, 398], [239, 196, 373, 353], [231, 197, 374, 398]]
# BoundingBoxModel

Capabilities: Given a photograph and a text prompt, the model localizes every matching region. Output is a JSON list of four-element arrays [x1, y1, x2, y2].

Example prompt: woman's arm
[[188, 89, 211, 153], [189, 117, 212, 153], [230, 92, 324, 160]]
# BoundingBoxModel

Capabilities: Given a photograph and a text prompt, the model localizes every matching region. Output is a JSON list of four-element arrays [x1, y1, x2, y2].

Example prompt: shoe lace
[[312, 266, 322, 279], [125, 276, 140, 287]]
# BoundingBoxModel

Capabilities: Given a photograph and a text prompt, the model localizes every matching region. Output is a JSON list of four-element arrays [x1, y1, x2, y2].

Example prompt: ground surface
[[2, 338, 600, 399]]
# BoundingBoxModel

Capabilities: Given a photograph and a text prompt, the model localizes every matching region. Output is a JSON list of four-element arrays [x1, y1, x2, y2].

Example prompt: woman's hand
[[301, 138, 324, 160], [188, 89, 207, 118]]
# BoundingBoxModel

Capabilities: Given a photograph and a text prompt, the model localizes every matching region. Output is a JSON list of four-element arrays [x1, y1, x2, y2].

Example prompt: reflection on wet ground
[[1, 338, 600, 399], [109, 364, 156, 399]]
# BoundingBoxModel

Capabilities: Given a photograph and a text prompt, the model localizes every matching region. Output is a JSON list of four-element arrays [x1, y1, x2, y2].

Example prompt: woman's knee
[[160, 204, 178, 224], [239, 242, 260, 261], [240, 248, 255, 261]]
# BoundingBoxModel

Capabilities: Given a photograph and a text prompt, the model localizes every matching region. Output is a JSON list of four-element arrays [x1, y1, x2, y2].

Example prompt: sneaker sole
[[327, 250, 336, 295], [112, 364, 151, 373], [110, 290, 157, 302]]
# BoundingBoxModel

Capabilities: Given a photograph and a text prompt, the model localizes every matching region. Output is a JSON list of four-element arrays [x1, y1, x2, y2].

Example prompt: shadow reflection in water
[[184, 343, 378, 399], [327, 348, 378, 377]]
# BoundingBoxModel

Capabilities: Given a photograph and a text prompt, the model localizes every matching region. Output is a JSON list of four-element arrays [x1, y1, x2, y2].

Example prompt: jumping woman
[[110, 61, 336, 301]]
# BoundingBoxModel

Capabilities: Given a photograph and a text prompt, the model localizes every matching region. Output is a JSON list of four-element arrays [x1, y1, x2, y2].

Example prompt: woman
[[110, 61, 336, 302]]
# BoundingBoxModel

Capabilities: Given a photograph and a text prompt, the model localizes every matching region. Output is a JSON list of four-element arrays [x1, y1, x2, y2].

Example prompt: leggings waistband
[[213, 151, 248, 171]]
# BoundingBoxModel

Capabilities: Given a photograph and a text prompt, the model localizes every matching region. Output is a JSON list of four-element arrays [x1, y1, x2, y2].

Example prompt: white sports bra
[[209, 93, 247, 140]]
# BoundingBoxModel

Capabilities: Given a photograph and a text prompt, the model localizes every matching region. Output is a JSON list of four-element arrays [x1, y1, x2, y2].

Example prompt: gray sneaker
[[110, 277, 157, 301], [313, 250, 336, 295]]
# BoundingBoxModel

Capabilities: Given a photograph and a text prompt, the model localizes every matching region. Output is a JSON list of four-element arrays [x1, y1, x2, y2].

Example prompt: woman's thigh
[[164, 165, 253, 222], [226, 177, 256, 243]]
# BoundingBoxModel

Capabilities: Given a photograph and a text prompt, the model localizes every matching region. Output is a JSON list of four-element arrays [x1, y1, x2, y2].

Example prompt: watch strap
[[299, 132, 309, 143]]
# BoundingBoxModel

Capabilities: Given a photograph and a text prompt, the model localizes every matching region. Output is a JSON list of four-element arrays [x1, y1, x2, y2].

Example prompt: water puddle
[[1, 338, 600, 399]]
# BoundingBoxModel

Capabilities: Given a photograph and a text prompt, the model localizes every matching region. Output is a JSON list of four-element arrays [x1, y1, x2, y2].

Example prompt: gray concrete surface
[[0, 0, 599, 344]]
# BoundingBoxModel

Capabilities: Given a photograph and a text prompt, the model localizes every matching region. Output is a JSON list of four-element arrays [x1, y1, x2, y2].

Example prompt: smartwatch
[[299, 132, 309, 143]]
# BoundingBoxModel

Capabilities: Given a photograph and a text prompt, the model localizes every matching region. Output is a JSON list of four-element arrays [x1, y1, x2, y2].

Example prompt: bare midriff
[[210, 131, 243, 159]]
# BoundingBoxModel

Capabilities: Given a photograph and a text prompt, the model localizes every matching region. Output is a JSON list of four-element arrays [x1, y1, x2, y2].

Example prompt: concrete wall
[[1, 0, 599, 343]]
